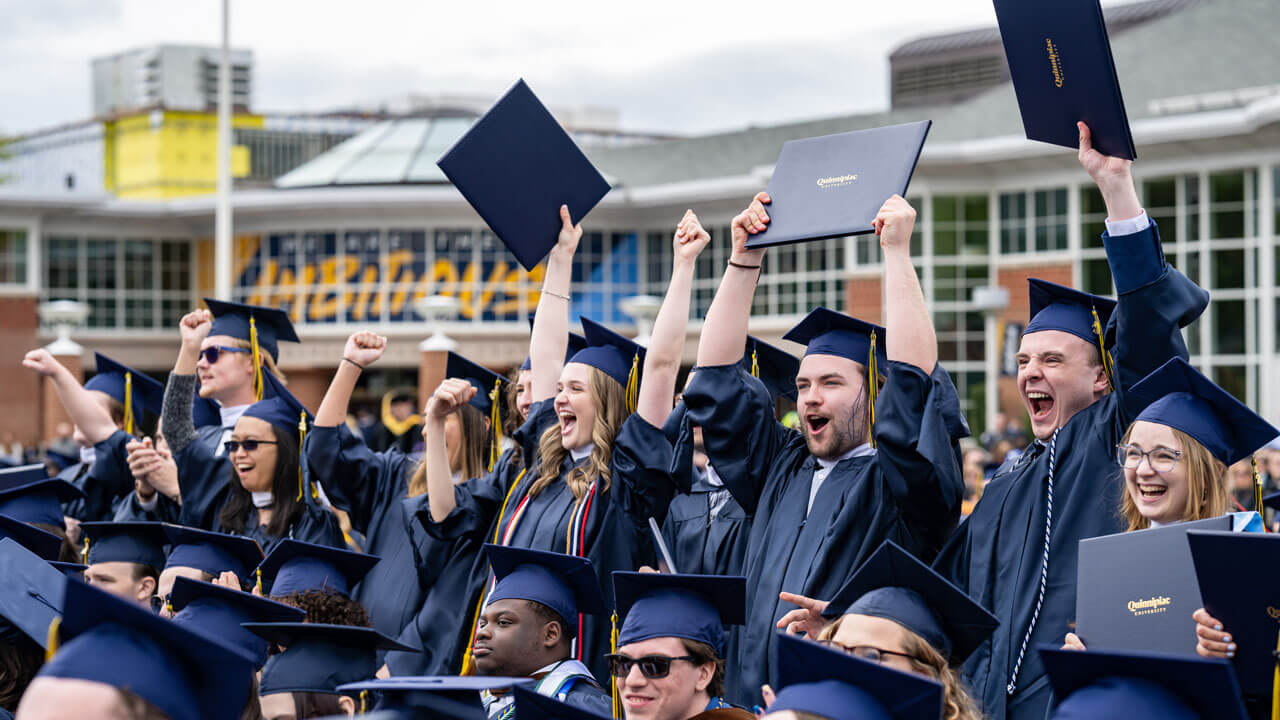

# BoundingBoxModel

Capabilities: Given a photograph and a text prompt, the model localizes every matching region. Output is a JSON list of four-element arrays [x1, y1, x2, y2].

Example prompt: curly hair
[[529, 367, 630, 501], [0, 631, 43, 712], [277, 589, 371, 627]]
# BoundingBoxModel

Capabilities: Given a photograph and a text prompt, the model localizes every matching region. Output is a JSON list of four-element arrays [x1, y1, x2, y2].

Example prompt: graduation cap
[[1024, 279, 1118, 390], [782, 307, 889, 447], [253, 538, 379, 599], [742, 335, 801, 402], [205, 298, 300, 402], [246, 622, 417, 696], [84, 353, 165, 437], [1127, 357, 1280, 467], [0, 537, 65, 649], [569, 317, 646, 412], [447, 351, 508, 471], [769, 632, 944, 720], [167, 576, 305, 669], [338, 676, 535, 720], [0, 512, 63, 561], [78, 521, 168, 569], [241, 370, 315, 502], [0, 464, 83, 528], [821, 540, 998, 664], [1040, 646, 1247, 720], [521, 315, 589, 371], [50, 561, 86, 578], [484, 544, 606, 636], [612, 571, 747, 656], [513, 684, 612, 720], [163, 524, 264, 580], [40, 578, 256, 720]]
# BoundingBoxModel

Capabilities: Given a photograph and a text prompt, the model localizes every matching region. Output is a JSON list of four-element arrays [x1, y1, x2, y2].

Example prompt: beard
[[801, 390, 870, 459]]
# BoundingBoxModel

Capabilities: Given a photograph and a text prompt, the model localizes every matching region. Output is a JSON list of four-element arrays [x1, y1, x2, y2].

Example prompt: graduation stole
[[379, 392, 422, 437], [459, 468, 528, 676], [565, 481, 598, 665]]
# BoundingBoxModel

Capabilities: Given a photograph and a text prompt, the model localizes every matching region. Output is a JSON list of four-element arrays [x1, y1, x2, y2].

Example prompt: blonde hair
[[529, 367, 630, 501], [407, 403, 490, 497], [226, 337, 288, 385], [817, 616, 986, 720], [1121, 425, 1228, 532]]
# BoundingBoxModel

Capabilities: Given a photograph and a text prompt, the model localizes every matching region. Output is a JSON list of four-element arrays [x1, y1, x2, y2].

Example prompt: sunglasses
[[605, 653, 698, 679], [199, 345, 251, 365], [224, 439, 280, 453]]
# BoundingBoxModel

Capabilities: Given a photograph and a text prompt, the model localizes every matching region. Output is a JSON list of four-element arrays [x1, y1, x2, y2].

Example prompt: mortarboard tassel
[[488, 381, 504, 473], [360, 689, 370, 715], [1254, 456, 1264, 525], [625, 354, 640, 415], [44, 616, 61, 662], [255, 567, 263, 595], [866, 331, 880, 450], [80, 537, 90, 564], [610, 611, 622, 719], [122, 372, 135, 437], [750, 347, 760, 379], [297, 411, 308, 502], [249, 316, 264, 402], [1091, 307, 1116, 392]]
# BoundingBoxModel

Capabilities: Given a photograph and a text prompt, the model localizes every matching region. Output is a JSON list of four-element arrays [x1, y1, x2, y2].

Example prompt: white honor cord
[[1007, 427, 1059, 697]]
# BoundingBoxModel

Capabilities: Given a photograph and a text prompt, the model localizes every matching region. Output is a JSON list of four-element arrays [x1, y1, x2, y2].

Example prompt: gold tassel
[[611, 611, 622, 719], [625, 354, 640, 415], [488, 381, 503, 473], [165, 599, 174, 615], [249, 316, 264, 402], [122, 372, 135, 437], [255, 567, 264, 595], [1091, 307, 1116, 392], [1255, 456, 1264, 519], [81, 537, 90, 564], [297, 411, 308, 502], [866, 331, 879, 450], [44, 616, 61, 662], [360, 689, 370, 715], [750, 348, 760, 378]]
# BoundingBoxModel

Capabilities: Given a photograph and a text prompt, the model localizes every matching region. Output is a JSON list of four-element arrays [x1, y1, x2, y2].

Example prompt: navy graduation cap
[[570, 317, 646, 411], [822, 540, 998, 664], [0, 464, 83, 528], [205, 298, 300, 404], [40, 578, 256, 720], [783, 307, 889, 446], [513, 684, 612, 720], [339, 677, 534, 720], [1127, 357, 1280, 466], [612, 571, 746, 656], [484, 544, 606, 637], [1025, 279, 1117, 389], [447, 352, 506, 414], [246, 622, 417, 697], [1040, 646, 1247, 720], [0, 512, 63, 561], [0, 537, 65, 649], [742, 335, 801, 402], [167, 576, 305, 669], [436, 78, 612, 272], [163, 524, 265, 580], [50, 561, 86, 578], [78, 521, 168, 569], [254, 538, 379, 598], [770, 632, 944, 720], [85, 353, 165, 436]]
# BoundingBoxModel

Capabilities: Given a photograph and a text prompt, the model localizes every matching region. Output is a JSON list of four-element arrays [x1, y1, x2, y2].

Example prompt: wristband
[[342, 357, 365, 370], [728, 260, 762, 270]]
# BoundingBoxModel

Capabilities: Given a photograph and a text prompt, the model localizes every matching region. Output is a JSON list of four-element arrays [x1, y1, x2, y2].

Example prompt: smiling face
[[555, 363, 599, 452], [1016, 330, 1109, 441], [616, 637, 712, 720], [197, 335, 257, 402], [515, 369, 533, 423], [1121, 421, 1192, 525], [794, 354, 868, 460], [229, 416, 279, 494]]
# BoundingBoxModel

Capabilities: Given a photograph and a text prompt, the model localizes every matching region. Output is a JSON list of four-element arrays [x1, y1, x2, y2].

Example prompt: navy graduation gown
[[683, 361, 968, 705], [61, 432, 137, 522], [422, 399, 663, 683], [932, 221, 1209, 720], [304, 424, 423, 653], [111, 491, 181, 523]]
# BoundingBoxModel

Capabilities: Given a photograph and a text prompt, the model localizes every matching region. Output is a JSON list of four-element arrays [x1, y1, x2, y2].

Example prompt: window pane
[[0, 229, 27, 285], [1213, 365, 1247, 404], [1212, 249, 1245, 289], [1080, 187, 1107, 249], [1081, 258, 1113, 296], [1212, 299, 1245, 354]]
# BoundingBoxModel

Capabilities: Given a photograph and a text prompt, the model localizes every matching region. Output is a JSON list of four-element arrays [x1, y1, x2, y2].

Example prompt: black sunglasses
[[224, 439, 280, 453], [605, 653, 699, 679], [199, 345, 251, 364]]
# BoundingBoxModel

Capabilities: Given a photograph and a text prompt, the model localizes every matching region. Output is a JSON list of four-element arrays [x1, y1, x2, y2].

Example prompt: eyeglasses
[[198, 345, 250, 365], [1115, 444, 1181, 473], [224, 439, 280, 453], [150, 594, 170, 614], [605, 653, 699, 679], [816, 639, 918, 665]]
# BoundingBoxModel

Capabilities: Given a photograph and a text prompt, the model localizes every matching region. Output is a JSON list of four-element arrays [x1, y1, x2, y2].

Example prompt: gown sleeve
[[303, 424, 408, 534], [80, 430, 140, 521], [682, 364, 794, 515], [611, 413, 679, 527], [173, 427, 230, 531]]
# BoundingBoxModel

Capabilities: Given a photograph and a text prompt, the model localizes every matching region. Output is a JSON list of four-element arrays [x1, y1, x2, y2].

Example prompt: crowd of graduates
[[2, 124, 1278, 720]]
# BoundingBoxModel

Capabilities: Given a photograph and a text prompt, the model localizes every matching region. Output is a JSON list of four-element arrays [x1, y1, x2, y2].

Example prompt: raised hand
[[873, 194, 917, 253], [23, 349, 66, 378], [425, 378, 477, 421], [212, 571, 242, 590], [343, 331, 387, 369], [179, 309, 214, 351], [775, 591, 830, 637], [673, 209, 711, 263], [1078, 121, 1141, 221], [729, 192, 770, 264], [552, 204, 584, 258]]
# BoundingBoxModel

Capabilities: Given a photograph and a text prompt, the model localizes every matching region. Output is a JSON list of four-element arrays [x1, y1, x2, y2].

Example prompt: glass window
[[1186, 175, 1201, 242], [999, 193, 1026, 254], [45, 236, 79, 296], [1143, 177, 1178, 244], [1209, 171, 1245, 239], [0, 229, 27, 285], [1213, 365, 1247, 404], [1081, 258, 1113, 296], [1033, 188, 1068, 251], [933, 194, 988, 257], [1080, 187, 1107, 249], [1212, 249, 1245, 289], [1212, 299, 1245, 354]]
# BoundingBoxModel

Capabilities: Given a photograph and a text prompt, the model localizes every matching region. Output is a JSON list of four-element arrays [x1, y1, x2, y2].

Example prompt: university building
[[0, 0, 1276, 445]]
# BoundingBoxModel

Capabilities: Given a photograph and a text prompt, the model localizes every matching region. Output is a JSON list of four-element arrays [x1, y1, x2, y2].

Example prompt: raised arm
[[163, 309, 212, 449], [1077, 121, 1142, 223], [695, 192, 769, 367], [23, 349, 119, 445], [315, 332, 387, 427], [875, 196, 936, 374], [529, 206, 582, 402], [637, 211, 710, 427], [423, 378, 478, 523]]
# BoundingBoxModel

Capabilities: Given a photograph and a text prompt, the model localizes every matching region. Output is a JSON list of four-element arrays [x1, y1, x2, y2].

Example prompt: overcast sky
[[0, 0, 1124, 137]]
